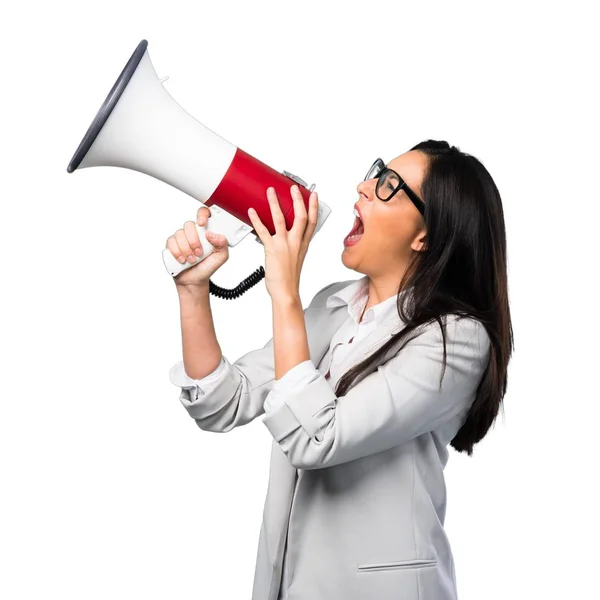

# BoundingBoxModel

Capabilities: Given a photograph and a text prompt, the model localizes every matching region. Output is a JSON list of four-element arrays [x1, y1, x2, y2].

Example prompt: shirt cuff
[[263, 360, 320, 412], [169, 356, 228, 398]]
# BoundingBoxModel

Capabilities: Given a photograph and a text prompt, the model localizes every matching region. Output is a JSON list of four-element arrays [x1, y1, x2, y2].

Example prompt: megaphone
[[66, 39, 331, 299]]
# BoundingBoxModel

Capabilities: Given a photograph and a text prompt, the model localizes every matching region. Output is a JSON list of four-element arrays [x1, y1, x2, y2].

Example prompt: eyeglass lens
[[377, 171, 400, 200], [365, 160, 382, 181], [365, 161, 402, 201]]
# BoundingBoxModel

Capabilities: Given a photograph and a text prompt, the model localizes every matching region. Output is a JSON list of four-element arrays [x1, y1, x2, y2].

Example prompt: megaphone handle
[[162, 222, 217, 277]]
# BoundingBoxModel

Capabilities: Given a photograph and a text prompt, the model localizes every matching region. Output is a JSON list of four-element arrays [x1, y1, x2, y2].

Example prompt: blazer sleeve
[[263, 360, 316, 412], [261, 315, 491, 469], [169, 282, 338, 433], [169, 356, 228, 392]]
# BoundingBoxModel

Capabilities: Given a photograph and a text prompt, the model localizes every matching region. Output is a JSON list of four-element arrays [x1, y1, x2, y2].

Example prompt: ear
[[411, 228, 427, 252]]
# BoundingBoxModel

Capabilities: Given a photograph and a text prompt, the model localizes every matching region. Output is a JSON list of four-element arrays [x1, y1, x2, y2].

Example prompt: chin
[[341, 248, 361, 270]]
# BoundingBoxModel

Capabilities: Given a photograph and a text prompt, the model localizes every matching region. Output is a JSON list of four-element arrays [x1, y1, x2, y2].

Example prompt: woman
[[167, 139, 513, 600]]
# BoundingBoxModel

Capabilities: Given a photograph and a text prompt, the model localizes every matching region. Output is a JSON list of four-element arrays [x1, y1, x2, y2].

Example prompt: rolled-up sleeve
[[168, 281, 340, 433], [261, 316, 491, 470], [169, 356, 228, 400], [169, 354, 245, 431], [263, 360, 320, 412]]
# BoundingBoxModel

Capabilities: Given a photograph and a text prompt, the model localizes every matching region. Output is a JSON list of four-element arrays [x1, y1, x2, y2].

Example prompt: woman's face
[[342, 150, 429, 277]]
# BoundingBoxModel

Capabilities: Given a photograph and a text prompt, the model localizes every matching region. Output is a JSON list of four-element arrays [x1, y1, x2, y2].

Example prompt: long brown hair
[[334, 140, 513, 455]]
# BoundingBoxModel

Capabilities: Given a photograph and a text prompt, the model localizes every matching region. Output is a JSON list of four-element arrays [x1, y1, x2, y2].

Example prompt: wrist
[[176, 282, 210, 297], [271, 293, 302, 311], [176, 280, 209, 290]]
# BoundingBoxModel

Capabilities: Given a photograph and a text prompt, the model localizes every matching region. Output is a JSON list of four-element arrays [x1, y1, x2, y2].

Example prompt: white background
[[1, 1, 598, 598]]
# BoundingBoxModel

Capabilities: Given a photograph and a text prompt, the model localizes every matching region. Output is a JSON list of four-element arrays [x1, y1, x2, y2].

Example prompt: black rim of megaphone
[[66, 39, 149, 173]]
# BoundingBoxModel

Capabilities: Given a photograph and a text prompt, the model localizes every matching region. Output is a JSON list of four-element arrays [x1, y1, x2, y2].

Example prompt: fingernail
[[194, 247, 202, 255], [187, 254, 196, 262], [178, 256, 186, 264]]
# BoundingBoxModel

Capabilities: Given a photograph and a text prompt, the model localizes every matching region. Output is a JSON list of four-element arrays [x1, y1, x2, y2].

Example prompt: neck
[[365, 274, 407, 307]]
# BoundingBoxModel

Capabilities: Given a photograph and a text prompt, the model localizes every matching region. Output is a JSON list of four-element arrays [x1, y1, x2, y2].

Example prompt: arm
[[169, 281, 338, 433], [273, 295, 311, 380], [176, 282, 223, 380], [261, 315, 491, 469]]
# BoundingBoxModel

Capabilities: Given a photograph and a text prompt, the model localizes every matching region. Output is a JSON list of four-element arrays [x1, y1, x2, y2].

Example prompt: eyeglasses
[[364, 158, 425, 216]]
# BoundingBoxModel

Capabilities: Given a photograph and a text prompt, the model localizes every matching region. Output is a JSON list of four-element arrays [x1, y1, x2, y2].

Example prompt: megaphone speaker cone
[[66, 39, 149, 173]]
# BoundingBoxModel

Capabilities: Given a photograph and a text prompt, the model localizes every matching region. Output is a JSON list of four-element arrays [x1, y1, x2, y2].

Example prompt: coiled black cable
[[208, 266, 266, 300]]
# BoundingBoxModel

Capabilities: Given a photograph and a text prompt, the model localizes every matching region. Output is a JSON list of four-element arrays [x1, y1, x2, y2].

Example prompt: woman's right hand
[[166, 206, 230, 287]]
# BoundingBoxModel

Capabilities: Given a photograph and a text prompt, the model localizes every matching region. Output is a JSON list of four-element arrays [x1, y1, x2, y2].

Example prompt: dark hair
[[334, 140, 513, 455]]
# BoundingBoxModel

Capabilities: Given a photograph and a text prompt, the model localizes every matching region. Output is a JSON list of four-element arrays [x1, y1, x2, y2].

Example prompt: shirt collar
[[325, 275, 410, 327]]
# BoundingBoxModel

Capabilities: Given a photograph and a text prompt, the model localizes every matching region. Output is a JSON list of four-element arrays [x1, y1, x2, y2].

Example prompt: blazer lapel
[[306, 304, 405, 367], [305, 303, 349, 367], [305, 298, 408, 371]]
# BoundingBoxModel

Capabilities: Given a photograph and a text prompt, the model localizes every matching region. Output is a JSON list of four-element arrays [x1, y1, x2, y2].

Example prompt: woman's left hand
[[248, 184, 319, 302]]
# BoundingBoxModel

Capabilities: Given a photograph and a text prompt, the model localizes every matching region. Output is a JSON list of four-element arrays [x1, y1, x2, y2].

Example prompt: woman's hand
[[166, 205, 229, 287], [248, 184, 319, 302]]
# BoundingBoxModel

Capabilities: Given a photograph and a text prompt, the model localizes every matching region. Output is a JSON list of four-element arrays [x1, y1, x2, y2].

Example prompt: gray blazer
[[172, 279, 491, 600]]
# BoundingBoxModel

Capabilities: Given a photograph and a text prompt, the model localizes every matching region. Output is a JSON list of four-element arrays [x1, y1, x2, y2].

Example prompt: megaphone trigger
[[282, 170, 308, 188], [282, 170, 316, 194]]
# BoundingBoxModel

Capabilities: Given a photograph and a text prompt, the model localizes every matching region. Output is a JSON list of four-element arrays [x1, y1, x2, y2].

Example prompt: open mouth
[[344, 214, 365, 245]]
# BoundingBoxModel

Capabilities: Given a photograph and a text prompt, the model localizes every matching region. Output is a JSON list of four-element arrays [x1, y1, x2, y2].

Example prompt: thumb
[[206, 230, 226, 247]]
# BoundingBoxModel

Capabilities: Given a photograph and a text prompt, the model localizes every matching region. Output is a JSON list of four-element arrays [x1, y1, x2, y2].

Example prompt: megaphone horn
[[66, 39, 332, 298]]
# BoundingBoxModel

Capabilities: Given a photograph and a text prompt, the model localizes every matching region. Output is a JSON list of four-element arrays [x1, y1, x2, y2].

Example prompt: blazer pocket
[[357, 558, 437, 572]]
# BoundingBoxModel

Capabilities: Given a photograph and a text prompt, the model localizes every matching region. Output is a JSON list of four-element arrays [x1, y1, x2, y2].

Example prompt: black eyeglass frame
[[364, 158, 426, 216]]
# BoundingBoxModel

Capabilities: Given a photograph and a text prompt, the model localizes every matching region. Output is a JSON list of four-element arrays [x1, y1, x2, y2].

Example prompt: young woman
[[167, 139, 512, 600]]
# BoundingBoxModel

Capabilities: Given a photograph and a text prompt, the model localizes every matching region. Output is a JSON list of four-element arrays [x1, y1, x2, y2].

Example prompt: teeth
[[353, 208, 360, 219]]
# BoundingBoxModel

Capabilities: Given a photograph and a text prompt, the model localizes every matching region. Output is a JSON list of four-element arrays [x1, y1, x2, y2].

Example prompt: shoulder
[[306, 279, 356, 309], [416, 315, 491, 369]]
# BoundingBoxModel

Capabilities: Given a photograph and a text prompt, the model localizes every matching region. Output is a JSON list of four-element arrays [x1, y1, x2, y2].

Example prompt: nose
[[356, 178, 375, 200]]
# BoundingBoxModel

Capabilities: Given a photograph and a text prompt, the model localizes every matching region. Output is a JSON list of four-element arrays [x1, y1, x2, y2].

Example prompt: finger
[[248, 206, 270, 245], [290, 184, 308, 237], [266, 187, 287, 235], [196, 206, 211, 225], [166, 235, 187, 264], [175, 229, 197, 263], [206, 230, 227, 247], [303, 191, 319, 244], [183, 221, 204, 257]]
